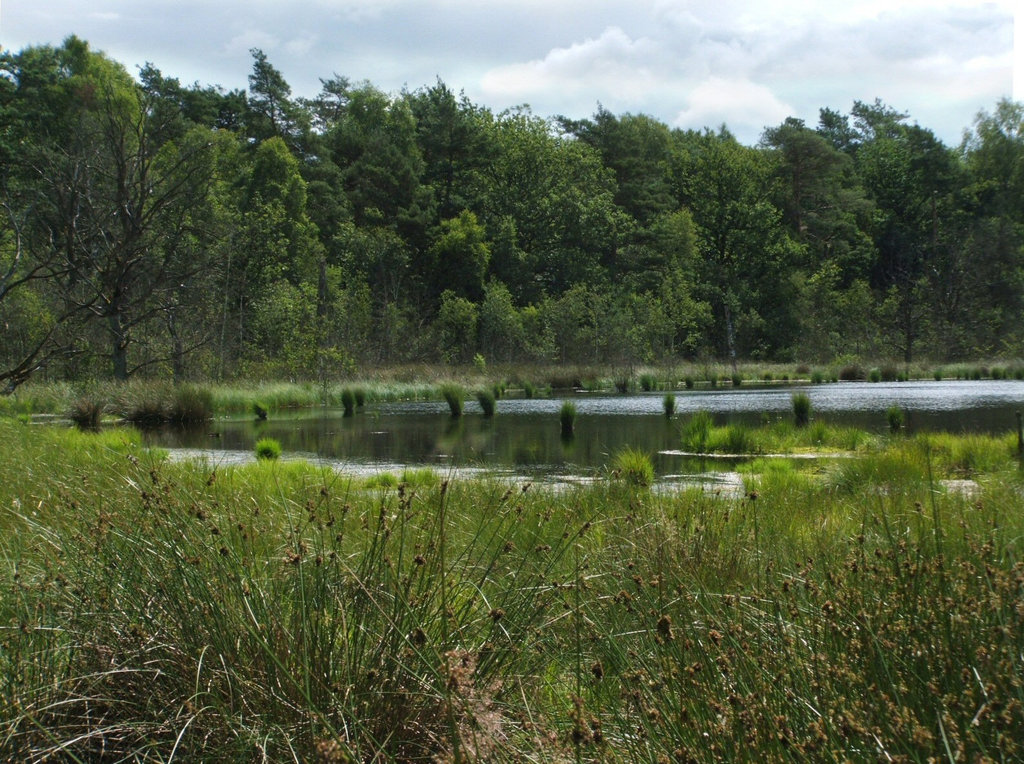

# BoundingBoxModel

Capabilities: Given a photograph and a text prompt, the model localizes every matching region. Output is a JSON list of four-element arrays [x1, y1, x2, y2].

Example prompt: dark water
[[142, 381, 1024, 478]]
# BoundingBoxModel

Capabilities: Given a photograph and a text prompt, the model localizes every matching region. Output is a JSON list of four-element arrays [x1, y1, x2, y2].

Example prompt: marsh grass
[[559, 400, 577, 437], [663, 392, 676, 419], [440, 384, 463, 417], [254, 436, 282, 460], [792, 391, 811, 427], [0, 421, 1023, 760], [475, 389, 496, 417], [611, 447, 655, 487]]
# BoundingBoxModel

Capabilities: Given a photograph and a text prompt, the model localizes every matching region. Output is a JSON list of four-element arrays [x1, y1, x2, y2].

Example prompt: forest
[[2, 36, 1023, 392]]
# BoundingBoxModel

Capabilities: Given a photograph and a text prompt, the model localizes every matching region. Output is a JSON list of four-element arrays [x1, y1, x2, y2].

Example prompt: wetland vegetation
[[1, 410, 1022, 761]]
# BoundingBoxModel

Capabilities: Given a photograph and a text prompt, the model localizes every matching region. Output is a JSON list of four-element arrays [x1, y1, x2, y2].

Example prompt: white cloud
[[673, 76, 793, 136], [480, 27, 665, 103]]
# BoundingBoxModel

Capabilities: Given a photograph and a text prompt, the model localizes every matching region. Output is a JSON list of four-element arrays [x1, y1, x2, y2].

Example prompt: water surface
[[143, 380, 1024, 480]]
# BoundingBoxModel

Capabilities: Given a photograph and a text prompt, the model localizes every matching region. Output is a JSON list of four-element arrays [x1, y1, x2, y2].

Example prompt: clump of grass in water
[[663, 393, 676, 419], [168, 384, 213, 424], [341, 388, 356, 417], [612, 447, 655, 487], [792, 392, 811, 428], [440, 384, 463, 417], [560, 400, 577, 437], [523, 380, 537, 399], [255, 437, 281, 460], [682, 410, 713, 453], [887, 405, 905, 434], [69, 397, 103, 429], [476, 389, 496, 417]]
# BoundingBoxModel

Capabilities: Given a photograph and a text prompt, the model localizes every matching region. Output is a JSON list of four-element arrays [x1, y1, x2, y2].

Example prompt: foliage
[[1, 36, 1023, 387]]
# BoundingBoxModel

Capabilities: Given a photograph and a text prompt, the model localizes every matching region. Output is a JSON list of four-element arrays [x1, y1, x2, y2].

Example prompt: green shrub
[[684, 376, 695, 390], [612, 447, 655, 487], [254, 437, 282, 460], [614, 377, 630, 394], [879, 365, 898, 382], [933, 368, 943, 381], [640, 373, 657, 392], [810, 370, 824, 384], [731, 373, 742, 388], [168, 385, 214, 424], [792, 392, 811, 428], [354, 388, 367, 407], [663, 393, 676, 419], [523, 381, 537, 399], [868, 368, 882, 383], [476, 389, 496, 417]]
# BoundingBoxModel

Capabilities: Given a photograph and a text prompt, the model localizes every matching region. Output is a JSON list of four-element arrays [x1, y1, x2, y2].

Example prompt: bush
[[880, 365, 899, 382], [731, 373, 742, 388], [868, 368, 882, 383], [640, 373, 657, 392], [559, 400, 577, 437], [663, 393, 676, 419], [614, 377, 630, 394], [523, 381, 537, 399], [684, 376, 695, 390], [255, 437, 282, 460], [810, 370, 824, 385], [792, 392, 811, 428], [476, 389, 496, 417]]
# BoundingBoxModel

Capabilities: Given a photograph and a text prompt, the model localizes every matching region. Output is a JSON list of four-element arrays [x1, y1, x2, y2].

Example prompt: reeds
[[255, 436, 282, 460], [792, 391, 811, 428], [559, 400, 577, 437], [475, 389, 496, 417], [440, 384, 463, 417], [0, 420, 1022, 760]]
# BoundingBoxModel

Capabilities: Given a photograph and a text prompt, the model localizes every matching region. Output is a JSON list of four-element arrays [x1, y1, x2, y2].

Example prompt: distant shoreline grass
[[0, 420, 1022, 760], [2, 358, 1022, 419]]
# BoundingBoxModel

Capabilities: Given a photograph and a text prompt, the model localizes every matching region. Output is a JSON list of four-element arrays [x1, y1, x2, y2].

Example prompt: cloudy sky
[[2, 0, 1017, 144]]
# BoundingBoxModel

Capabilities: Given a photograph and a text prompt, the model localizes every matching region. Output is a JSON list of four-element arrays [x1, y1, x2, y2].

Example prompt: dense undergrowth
[[0, 419, 1022, 761]]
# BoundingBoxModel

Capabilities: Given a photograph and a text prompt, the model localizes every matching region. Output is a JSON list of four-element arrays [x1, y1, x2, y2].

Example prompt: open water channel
[[144, 380, 1024, 485]]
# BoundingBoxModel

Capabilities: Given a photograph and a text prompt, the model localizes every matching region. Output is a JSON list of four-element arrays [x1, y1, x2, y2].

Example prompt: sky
[[1, 0, 1017, 145]]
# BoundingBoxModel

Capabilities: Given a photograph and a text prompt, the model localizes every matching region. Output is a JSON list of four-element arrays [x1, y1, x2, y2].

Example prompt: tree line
[[2, 36, 1022, 391]]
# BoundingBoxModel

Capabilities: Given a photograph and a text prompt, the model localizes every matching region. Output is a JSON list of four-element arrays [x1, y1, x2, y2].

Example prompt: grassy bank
[[1, 419, 1022, 761], [3, 358, 1023, 419]]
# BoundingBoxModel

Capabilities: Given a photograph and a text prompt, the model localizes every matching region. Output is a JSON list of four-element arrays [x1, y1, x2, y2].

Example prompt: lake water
[[144, 380, 1024, 481]]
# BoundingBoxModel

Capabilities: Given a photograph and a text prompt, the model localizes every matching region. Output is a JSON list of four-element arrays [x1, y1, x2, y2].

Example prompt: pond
[[143, 380, 1024, 483]]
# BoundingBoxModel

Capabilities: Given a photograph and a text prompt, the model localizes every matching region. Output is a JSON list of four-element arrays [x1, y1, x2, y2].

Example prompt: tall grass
[[559, 400, 577, 437], [440, 384, 463, 417], [0, 421, 1022, 759]]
